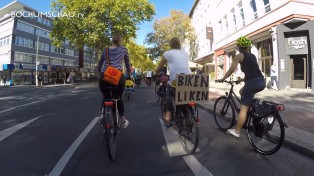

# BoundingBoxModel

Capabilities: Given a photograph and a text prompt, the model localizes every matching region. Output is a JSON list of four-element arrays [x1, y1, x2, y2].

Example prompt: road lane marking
[[183, 155, 213, 176], [0, 115, 42, 142], [48, 116, 98, 176], [159, 118, 213, 176], [159, 117, 186, 157], [0, 94, 67, 114]]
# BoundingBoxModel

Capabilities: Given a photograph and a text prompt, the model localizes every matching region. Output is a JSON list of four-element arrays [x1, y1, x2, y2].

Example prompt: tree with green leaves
[[50, 0, 155, 65], [145, 10, 198, 61], [126, 40, 156, 72]]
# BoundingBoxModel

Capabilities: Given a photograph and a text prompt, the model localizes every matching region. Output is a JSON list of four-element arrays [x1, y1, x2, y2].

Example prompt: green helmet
[[237, 36, 252, 47]]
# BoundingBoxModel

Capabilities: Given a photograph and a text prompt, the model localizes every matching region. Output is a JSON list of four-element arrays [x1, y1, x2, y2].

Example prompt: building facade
[[0, 1, 96, 85], [189, 0, 215, 77], [190, 0, 314, 91]]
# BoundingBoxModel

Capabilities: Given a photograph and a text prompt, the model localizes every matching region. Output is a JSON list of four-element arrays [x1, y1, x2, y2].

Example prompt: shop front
[[277, 20, 314, 90]]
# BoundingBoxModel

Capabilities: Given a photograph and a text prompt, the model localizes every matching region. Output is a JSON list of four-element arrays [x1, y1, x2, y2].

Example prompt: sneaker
[[227, 129, 240, 138], [120, 120, 129, 128]]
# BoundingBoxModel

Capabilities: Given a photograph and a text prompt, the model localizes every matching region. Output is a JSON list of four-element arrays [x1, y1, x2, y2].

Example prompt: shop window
[[258, 38, 273, 77]]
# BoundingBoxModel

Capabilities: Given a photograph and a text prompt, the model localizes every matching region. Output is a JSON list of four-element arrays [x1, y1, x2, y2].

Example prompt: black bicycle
[[213, 80, 288, 155], [162, 82, 200, 154], [99, 87, 121, 161]]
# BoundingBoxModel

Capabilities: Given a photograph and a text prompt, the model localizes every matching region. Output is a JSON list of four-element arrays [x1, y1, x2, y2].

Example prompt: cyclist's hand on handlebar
[[215, 79, 224, 83], [235, 78, 244, 84]]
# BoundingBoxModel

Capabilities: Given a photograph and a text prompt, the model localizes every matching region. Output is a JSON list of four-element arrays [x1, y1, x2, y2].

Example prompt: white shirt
[[146, 71, 152, 77], [163, 49, 192, 82], [271, 64, 277, 77]]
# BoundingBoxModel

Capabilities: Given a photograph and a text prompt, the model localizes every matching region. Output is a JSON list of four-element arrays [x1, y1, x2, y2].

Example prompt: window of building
[[250, 0, 258, 19], [238, 1, 245, 26], [258, 38, 273, 77], [231, 8, 237, 31], [263, 0, 271, 13], [224, 15, 228, 34]]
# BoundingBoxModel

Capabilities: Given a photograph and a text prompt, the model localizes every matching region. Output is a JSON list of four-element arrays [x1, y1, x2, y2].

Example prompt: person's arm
[[97, 50, 105, 73], [217, 53, 243, 81], [123, 47, 131, 78], [154, 56, 167, 76]]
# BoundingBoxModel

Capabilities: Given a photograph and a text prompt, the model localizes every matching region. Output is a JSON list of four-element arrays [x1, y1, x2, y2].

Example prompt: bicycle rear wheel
[[179, 106, 199, 154], [247, 113, 285, 155], [104, 107, 117, 161], [213, 96, 236, 131]]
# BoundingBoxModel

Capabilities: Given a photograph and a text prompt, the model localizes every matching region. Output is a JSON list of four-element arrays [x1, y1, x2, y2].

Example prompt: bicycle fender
[[277, 111, 288, 128]]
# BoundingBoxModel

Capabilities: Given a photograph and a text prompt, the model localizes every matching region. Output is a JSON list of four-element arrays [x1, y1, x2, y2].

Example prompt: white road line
[[48, 116, 99, 176], [0, 94, 66, 114], [0, 115, 42, 141], [0, 107, 16, 114], [183, 155, 213, 176], [159, 117, 186, 157], [159, 118, 213, 176]]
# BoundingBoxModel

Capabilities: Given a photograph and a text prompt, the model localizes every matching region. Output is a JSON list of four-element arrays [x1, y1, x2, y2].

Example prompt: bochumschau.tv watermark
[[11, 11, 85, 18]]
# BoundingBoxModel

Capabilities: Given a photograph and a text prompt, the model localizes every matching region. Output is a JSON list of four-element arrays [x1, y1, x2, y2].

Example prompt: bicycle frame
[[223, 82, 241, 114], [103, 89, 120, 129]]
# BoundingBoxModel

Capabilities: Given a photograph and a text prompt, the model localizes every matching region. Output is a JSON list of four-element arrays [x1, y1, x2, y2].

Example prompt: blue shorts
[[241, 77, 265, 106]]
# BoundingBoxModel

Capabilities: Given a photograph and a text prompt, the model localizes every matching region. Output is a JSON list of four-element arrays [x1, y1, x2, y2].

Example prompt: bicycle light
[[188, 102, 196, 107], [104, 102, 114, 106], [276, 104, 285, 111]]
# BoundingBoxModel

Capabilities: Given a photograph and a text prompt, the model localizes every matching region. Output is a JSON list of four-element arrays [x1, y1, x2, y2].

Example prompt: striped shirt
[[99, 46, 131, 73]]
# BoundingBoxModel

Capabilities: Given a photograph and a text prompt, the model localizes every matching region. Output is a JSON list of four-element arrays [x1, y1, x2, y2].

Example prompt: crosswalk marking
[[0, 115, 42, 142]]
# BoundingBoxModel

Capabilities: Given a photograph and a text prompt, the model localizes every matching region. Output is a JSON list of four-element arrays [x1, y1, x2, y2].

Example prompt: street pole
[[36, 35, 39, 87]]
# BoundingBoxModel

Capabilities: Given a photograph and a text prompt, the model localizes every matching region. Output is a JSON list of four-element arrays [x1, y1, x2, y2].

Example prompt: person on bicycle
[[124, 76, 134, 95], [98, 34, 130, 128], [216, 36, 265, 138], [146, 69, 152, 86], [154, 37, 192, 122]]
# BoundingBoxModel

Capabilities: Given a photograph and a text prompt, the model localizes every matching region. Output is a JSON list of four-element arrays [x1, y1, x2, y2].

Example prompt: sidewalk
[[198, 81, 314, 158]]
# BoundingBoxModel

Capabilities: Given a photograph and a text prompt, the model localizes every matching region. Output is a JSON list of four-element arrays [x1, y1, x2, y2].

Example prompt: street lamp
[[36, 35, 39, 87]]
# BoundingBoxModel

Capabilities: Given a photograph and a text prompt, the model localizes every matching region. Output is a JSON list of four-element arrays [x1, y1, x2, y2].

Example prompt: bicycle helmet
[[237, 36, 252, 47]]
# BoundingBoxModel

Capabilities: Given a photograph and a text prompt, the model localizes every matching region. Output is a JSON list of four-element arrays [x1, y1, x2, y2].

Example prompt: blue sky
[[0, 0, 194, 45]]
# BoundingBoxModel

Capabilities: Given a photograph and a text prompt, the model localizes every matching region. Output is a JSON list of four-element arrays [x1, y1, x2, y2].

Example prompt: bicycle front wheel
[[247, 113, 285, 155], [104, 107, 117, 161], [179, 106, 199, 154], [213, 96, 236, 131]]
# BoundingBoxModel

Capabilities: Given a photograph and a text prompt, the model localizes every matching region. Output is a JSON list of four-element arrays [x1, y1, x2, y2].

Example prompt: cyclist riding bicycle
[[154, 37, 192, 122], [97, 34, 130, 128], [216, 36, 265, 138], [124, 76, 135, 95]]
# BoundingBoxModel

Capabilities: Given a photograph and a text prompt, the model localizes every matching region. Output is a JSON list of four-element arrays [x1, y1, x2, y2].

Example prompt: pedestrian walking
[[271, 62, 279, 90], [37, 74, 43, 88], [2, 76, 7, 87]]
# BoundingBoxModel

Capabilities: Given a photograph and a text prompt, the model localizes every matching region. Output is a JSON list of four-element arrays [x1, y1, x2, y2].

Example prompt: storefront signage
[[21, 63, 36, 70], [2, 64, 15, 70], [285, 36, 308, 55]]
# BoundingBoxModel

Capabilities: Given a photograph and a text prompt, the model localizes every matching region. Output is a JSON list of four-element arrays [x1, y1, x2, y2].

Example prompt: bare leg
[[165, 111, 171, 121], [235, 105, 249, 134]]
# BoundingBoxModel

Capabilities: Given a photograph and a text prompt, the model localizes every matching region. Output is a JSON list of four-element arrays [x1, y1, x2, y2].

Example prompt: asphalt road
[[0, 84, 313, 176]]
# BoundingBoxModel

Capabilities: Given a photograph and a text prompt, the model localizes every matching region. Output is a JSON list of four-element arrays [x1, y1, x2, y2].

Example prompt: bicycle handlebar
[[215, 79, 243, 85]]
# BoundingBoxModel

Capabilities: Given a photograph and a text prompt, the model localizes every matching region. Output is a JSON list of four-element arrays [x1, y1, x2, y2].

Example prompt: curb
[[197, 102, 314, 158]]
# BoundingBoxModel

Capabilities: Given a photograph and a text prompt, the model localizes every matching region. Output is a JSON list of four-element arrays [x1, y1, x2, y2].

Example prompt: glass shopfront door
[[290, 56, 306, 88]]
